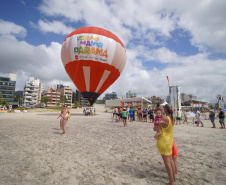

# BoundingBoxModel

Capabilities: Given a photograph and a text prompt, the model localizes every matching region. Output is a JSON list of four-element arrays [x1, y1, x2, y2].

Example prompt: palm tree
[[1, 100, 8, 106]]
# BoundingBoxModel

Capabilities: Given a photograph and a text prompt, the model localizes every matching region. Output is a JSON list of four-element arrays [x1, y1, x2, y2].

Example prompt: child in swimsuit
[[154, 109, 162, 140]]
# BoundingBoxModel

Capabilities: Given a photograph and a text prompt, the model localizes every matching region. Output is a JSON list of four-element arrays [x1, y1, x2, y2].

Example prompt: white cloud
[[1, 1, 226, 104], [105, 46, 226, 103], [166, 0, 226, 53], [38, 0, 226, 53], [0, 19, 27, 38], [0, 33, 72, 91], [32, 20, 75, 35]]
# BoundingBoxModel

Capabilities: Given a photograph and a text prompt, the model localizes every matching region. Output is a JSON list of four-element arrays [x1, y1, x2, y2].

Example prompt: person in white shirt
[[195, 109, 204, 127]]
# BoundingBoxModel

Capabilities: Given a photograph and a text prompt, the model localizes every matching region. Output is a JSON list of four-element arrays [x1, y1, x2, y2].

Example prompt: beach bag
[[67, 113, 71, 119]]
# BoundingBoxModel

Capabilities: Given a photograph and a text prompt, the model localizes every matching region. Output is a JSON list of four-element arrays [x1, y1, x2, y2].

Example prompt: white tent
[[160, 101, 168, 106]]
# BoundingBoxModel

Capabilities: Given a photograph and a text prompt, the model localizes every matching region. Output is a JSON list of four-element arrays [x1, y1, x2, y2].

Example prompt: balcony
[[24, 95, 32, 98]]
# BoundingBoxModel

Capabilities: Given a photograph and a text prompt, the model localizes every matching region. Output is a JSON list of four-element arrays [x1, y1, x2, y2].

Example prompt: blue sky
[[0, 0, 226, 103]]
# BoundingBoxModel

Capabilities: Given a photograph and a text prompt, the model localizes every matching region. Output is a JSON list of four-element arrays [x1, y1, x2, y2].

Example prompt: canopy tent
[[105, 97, 151, 109], [160, 101, 168, 106]]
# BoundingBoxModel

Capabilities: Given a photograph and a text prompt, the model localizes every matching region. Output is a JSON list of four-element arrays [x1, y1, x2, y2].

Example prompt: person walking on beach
[[119, 107, 123, 122], [122, 108, 127, 127], [112, 107, 116, 119], [61, 105, 70, 136], [142, 108, 148, 122], [57, 105, 64, 131], [154, 104, 176, 185], [218, 108, 225, 129], [129, 107, 134, 122], [195, 109, 204, 127], [148, 108, 154, 123], [137, 108, 142, 122], [176, 110, 181, 125], [115, 107, 119, 122], [183, 110, 188, 124], [209, 110, 216, 128], [127, 108, 130, 120]]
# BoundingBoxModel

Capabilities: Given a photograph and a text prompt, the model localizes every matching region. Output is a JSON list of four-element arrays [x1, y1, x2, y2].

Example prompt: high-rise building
[[57, 84, 64, 90], [181, 93, 197, 102], [0, 73, 19, 108], [60, 86, 73, 107], [74, 90, 90, 106], [42, 86, 61, 107], [104, 92, 118, 100], [23, 77, 45, 107], [38, 83, 45, 104], [126, 91, 136, 98]]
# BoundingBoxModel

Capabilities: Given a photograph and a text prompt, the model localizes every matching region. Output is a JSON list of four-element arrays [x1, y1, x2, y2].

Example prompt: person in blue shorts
[[209, 110, 216, 128], [218, 108, 225, 129], [129, 107, 135, 122]]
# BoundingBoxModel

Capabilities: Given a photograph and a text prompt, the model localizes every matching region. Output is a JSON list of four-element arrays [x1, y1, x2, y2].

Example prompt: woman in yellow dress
[[154, 104, 176, 185]]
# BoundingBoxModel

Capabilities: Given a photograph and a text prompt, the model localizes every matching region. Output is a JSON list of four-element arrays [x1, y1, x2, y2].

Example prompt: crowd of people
[[112, 106, 225, 129], [56, 104, 224, 184], [83, 108, 96, 116], [112, 107, 156, 124]]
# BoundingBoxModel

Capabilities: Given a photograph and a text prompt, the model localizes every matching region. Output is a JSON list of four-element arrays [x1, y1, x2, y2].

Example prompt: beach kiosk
[[105, 97, 152, 109]]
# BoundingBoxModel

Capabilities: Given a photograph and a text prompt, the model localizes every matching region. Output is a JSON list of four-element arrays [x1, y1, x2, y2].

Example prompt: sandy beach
[[0, 109, 226, 185]]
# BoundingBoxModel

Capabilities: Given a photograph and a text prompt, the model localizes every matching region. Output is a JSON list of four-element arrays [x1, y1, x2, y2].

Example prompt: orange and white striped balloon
[[61, 27, 127, 105]]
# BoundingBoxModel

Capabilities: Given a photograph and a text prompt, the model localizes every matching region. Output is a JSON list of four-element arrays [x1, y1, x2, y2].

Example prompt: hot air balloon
[[61, 27, 127, 105]]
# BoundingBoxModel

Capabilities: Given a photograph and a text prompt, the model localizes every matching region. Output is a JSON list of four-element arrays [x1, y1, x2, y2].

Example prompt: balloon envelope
[[61, 27, 127, 105]]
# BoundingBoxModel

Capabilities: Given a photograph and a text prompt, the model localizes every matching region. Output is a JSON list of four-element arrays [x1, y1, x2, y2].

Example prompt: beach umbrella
[[61, 27, 127, 105]]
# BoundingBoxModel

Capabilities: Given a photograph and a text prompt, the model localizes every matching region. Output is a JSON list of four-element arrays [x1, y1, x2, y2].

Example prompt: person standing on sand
[[176, 110, 181, 125], [115, 107, 119, 122], [148, 108, 154, 123], [183, 110, 188, 124], [218, 108, 225, 129], [137, 108, 142, 122], [122, 108, 127, 127], [209, 110, 216, 128], [112, 107, 116, 119], [61, 105, 70, 136], [94, 108, 96, 115], [119, 107, 123, 122], [127, 108, 130, 120], [57, 105, 64, 131], [154, 104, 176, 185], [129, 107, 134, 122], [195, 109, 204, 127], [142, 108, 148, 122]]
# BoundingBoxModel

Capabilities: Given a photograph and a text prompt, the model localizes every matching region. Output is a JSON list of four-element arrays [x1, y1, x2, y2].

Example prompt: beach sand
[[0, 109, 226, 185]]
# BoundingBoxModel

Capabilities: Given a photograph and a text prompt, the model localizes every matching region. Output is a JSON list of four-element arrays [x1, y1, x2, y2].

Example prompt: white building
[[60, 86, 73, 107], [42, 86, 61, 107], [23, 77, 45, 107], [126, 91, 137, 98]]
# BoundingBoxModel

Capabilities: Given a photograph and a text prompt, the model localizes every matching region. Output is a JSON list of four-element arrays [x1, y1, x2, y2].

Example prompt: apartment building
[[103, 91, 118, 100], [126, 91, 137, 98], [181, 93, 197, 102], [0, 73, 19, 108], [38, 83, 45, 104], [73, 90, 90, 107], [60, 86, 73, 107], [42, 86, 61, 107], [23, 77, 45, 107]]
